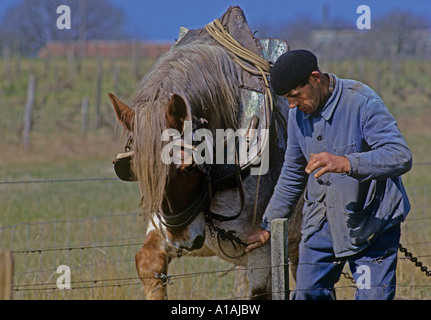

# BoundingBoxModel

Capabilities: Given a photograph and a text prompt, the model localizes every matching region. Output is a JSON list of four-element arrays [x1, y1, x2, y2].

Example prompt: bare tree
[[0, 0, 127, 55]]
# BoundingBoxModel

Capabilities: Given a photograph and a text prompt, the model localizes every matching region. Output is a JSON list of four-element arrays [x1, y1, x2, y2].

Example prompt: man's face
[[284, 73, 323, 114]]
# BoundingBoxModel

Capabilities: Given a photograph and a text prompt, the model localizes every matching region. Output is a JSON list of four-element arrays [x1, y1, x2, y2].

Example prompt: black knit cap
[[270, 49, 318, 96]]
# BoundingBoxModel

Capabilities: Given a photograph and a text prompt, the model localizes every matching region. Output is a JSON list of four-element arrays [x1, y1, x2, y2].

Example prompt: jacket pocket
[[301, 192, 326, 242], [343, 181, 383, 246], [333, 142, 357, 156], [380, 177, 409, 225]]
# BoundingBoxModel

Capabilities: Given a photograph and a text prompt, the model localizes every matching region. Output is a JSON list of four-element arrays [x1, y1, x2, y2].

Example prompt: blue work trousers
[[291, 219, 401, 300]]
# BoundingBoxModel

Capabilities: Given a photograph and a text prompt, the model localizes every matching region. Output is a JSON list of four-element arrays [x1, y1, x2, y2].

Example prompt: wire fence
[[0, 209, 252, 300], [1, 177, 431, 300]]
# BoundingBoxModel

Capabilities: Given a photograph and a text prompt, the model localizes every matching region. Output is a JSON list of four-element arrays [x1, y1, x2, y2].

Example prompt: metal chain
[[340, 243, 431, 289], [341, 271, 357, 286], [205, 212, 247, 260], [399, 243, 431, 277]]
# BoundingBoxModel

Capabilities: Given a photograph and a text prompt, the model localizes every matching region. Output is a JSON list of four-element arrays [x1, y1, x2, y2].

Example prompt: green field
[[1, 55, 431, 299]]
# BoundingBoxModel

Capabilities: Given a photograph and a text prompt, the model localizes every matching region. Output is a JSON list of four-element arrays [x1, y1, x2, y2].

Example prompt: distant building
[[308, 29, 431, 60], [38, 40, 173, 59]]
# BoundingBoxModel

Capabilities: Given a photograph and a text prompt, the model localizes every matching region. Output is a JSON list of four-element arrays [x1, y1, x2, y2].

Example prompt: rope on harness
[[205, 19, 271, 76], [204, 19, 273, 115], [205, 18, 275, 232]]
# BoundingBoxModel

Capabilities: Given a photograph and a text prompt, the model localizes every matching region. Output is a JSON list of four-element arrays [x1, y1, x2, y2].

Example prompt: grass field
[[1, 54, 431, 299]]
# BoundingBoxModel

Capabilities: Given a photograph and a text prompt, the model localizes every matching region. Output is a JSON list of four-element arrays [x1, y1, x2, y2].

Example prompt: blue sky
[[109, 0, 431, 40], [111, 0, 431, 40], [0, 0, 430, 41]]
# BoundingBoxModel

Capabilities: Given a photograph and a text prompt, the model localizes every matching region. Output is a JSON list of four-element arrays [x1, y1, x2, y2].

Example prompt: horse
[[109, 7, 303, 300]]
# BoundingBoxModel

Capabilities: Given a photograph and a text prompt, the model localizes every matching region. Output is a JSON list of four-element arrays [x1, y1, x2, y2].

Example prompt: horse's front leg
[[135, 230, 169, 299]]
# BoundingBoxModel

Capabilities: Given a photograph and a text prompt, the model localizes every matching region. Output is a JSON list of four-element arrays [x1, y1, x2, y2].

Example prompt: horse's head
[[110, 42, 241, 251], [109, 92, 210, 251]]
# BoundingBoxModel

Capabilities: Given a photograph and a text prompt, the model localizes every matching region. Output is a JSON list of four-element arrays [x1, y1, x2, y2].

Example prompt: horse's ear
[[108, 93, 134, 131], [166, 94, 189, 132]]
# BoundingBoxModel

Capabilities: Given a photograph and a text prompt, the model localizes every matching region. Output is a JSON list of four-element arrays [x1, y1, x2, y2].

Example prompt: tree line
[[0, 0, 127, 56], [0, 1, 430, 60], [256, 10, 431, 61]]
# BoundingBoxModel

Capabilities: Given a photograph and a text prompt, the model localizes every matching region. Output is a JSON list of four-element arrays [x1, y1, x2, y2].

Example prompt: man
[[246, 50, 412, 299]]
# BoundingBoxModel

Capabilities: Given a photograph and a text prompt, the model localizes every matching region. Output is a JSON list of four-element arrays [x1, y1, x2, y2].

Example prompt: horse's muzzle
[[189, 234, 205, 251]]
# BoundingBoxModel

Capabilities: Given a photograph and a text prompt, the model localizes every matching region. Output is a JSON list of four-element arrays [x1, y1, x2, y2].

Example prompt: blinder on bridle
[[156, 115, 246, 231], [113, 117, 210, 182], [157, 117, 214, 229], [113, 133, 136, 182]]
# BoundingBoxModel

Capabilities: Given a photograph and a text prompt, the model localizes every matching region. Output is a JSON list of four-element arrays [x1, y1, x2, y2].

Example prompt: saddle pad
[[175, 6, 266, 102], [174, 6, 288, 167]]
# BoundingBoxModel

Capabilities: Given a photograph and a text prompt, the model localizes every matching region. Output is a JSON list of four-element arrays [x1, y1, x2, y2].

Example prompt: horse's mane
[[131, 41, 241, 214]]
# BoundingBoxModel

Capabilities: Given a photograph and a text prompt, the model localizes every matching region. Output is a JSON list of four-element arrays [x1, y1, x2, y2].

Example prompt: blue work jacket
[[262, 74, 412, 257]]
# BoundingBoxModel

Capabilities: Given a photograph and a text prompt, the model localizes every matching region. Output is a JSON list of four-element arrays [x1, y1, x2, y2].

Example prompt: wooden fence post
[[271, 218, 289, 300], [67, 47, 75, 83], [95, 58, 103, 128], [3, 46, 11, 80], [23, 74, 36, 150], [234, 266, 248, 299], [0, 250, 13, 300], [81, 96, 89, 139]]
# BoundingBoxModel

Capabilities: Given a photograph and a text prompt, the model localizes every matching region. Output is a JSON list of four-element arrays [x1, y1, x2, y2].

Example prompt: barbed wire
[[11, 252, 431, 288], [12, 268, 431, 299], [10, 241, 144, 254], [13, 276, 142, 292], [6, 221, 431, 300], [7, 236, 431, 262], [0, 168, 430, 186], [0, 211, 143, 230], [0, 177, 120, 185], [7, 238, 430, 300], [2, 174, 430, 299]]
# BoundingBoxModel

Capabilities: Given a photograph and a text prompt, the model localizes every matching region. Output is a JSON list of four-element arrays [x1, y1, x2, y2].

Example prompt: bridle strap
[[206, 147, 245, 222], [157, 190, 210, 229], [158, 142, 246, 230]]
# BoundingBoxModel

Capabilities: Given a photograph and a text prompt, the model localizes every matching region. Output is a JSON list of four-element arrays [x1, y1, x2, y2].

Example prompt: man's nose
[[289, 100, 299, 109]]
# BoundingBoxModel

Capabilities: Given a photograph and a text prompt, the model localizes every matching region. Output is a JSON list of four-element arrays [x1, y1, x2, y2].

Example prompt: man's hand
[[245, 227, 270, 252], [305, 152, 351, 178]]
